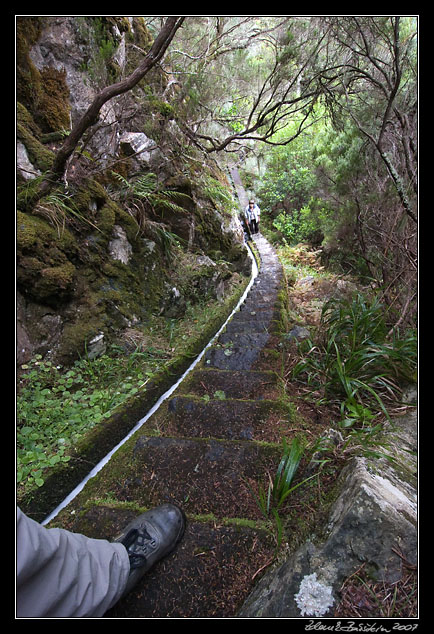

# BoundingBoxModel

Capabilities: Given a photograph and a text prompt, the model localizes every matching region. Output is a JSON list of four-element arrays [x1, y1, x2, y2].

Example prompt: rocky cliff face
[[16, 17, 248, 366]]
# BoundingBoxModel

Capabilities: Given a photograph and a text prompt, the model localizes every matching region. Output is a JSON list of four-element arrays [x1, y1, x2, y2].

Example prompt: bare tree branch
[[35, 17, 185, 201]]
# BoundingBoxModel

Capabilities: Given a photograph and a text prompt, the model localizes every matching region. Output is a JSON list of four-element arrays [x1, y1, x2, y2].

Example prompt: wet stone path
[[55, 233, 292, 618]]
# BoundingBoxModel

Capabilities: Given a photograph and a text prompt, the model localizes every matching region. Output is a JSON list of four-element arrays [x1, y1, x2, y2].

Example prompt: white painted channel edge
[[42, 243, 259, 525]]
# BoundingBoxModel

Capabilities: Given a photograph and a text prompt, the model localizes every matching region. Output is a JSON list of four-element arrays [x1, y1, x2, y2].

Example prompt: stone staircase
[[55, 233, 294, 618]]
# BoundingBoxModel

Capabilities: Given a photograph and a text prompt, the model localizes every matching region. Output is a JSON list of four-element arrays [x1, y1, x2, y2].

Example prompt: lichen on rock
[[294, 572, 334, 617]]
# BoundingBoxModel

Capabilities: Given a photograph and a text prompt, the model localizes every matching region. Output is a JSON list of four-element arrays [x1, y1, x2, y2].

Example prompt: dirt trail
[[53, 172, 294, 618]]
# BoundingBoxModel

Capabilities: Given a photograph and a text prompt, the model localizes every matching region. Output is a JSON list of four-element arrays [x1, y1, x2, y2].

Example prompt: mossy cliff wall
[[16, 17, 248, 367]]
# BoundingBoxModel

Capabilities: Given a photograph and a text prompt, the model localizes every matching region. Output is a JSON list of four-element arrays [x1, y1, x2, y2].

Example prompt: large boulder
[[238, 404, 417, 618]]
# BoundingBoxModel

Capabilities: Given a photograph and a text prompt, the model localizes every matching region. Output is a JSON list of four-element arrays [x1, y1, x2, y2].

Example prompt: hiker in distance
[[245, 199, 260, 234]]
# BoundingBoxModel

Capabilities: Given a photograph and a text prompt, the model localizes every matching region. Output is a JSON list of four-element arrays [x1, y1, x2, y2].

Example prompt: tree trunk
[[36, 17, 184, 200]]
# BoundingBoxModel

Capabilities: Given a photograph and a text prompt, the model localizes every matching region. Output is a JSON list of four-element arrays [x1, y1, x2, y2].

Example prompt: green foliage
[[271, 199, 333, 245], [79, 17, 120, 83], [292, 293, 417, 425], [17, 348, 167, 491], [202, 176, 234, 212], [249, 436, 317, 518], [247, 436, 318, 550], [258, 162, 316, 215], [113, 172, 191, 219], [36, 190, 101, 235], [98, 37, 115, 62], [111, 172, 191, 258], [256, 112, 342, 246], [218, 99, 248, 133], [312, 122, 365, 195]]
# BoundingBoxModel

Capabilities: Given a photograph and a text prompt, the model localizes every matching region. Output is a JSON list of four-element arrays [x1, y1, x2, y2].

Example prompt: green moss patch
[[54, 503, 275, 619], [150, 395, 295, 443], [55, 435, 282, 521], [179, 368, 283, 401]]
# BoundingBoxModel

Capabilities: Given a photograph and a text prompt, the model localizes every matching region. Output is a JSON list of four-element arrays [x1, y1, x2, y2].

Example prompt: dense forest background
[[18, 16, 418, 332], [16, 16, 418, 501], [164, 15, 417, 330]]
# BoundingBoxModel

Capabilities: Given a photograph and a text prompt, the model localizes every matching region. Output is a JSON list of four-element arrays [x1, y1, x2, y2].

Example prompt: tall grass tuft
[[292, 293, 417, 426], [249, 436, 317, 518]]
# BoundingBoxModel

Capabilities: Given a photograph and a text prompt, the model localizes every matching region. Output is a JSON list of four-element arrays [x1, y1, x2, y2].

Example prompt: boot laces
[[121, 526, 157, 570]]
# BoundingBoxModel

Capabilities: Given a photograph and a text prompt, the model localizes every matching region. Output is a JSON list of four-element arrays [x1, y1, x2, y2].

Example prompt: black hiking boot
[[113, 504, 186, 598]]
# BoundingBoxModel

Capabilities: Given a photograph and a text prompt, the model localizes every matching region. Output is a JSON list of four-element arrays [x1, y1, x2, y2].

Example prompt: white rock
[[119, 132, 158, 164], [17, 141, 41, 181], [108, 225, 132, 264]]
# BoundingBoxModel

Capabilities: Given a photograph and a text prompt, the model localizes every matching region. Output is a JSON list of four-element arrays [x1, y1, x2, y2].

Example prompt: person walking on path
[[245, 200, 260, 234]]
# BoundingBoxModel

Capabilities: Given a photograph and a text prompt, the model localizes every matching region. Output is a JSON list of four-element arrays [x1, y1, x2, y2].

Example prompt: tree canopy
[[26, 15, 418, 329]]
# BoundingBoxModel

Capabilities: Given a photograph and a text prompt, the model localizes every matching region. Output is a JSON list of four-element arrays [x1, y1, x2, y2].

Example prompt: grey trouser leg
[[16, 507, 130, 618]]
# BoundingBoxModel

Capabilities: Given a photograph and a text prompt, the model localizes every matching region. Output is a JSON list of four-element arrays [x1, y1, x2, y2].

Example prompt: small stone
[[285, 326, 310, 341], [87, 332, 106, 359], [108, 225, 132, 265]]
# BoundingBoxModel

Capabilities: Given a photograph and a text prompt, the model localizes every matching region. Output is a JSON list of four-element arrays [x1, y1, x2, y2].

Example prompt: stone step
[[239, 302, 277, 312], [226, 310, 276, 327], [70, 436, 282, 521], [253, 276, 282, 289], [204, 342, 282, 371], [40, 175, 295, 619], [163, 394, 291, 442], [217, 331, 271, 348], [108, 520, 274, 617], [92, 508, 273, 618], [179, 368, 282, 400], [240, 296, 282, 311], [223, 318, 280, 335]]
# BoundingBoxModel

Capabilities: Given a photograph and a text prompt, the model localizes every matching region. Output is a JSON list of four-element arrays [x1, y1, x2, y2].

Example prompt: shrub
[[292, 293, 417, 425]]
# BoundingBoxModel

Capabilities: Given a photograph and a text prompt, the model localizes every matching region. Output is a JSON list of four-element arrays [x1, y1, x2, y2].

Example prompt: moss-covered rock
[[17, 18, 71, 134], [17, 211, 78, 306], [16, 17, 43, 112], [38, 66, 71, 132], [17, 209, 76, 255], [15, 17, 248, 370], [17, 122, 54, 172]]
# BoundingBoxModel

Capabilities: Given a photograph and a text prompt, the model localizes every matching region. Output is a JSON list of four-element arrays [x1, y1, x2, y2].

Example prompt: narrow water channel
[[42, 243, 259, 525]]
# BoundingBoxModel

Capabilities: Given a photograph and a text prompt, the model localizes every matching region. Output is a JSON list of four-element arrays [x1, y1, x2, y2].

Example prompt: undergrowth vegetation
[[247, 436, 320, 551], [272, 240, 417, 476], [16, 275, 246, 496], [292, 293, 417, 426], [17, 346, 166, 491]]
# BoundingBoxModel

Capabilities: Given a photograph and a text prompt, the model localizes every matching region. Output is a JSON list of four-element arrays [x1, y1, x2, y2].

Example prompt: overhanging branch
[[35, 17, 185, 201]]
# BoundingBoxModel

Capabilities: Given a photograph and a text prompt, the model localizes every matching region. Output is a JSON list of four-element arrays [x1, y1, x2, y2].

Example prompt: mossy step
[[230, 307, 276, 320], [161, 394, 292, 442], [256, 261, 282, 272], [223, 318, 280, 336], [241, 298, 281, 311], [254, 266, 282, 276], [62, 436, 283, 521], [108, 519, 275, 618], [215, 331, 271, 349], [252, 276, 282, 289], [58, 505, 274, 619], [226, 309, 281, 326], [204, 343, 282, 371], [239, 300, 281, 314], [179, 368, 282, 400], [244, 286, 279, 298]]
